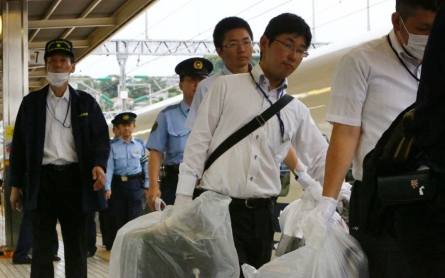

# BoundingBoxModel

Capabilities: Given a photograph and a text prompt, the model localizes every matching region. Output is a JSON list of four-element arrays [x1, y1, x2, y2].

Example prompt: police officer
[[145, 57, 213, 210], [105, 112, 149, 248]]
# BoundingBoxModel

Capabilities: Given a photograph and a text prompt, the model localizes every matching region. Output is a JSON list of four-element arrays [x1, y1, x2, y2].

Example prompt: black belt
[[43, 163, 78, 172], [164, 164, 180, 172], [231, 196, 273, 209], [113, 172, 143, 182]]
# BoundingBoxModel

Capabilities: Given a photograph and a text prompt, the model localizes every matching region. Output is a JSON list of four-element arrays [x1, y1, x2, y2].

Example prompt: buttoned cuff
[[176, 174, 197, 197]]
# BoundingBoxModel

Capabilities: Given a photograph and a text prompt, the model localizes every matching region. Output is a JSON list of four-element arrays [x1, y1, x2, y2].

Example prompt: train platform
[[0, 213, 110, 278], [0, 178, 302, 278]]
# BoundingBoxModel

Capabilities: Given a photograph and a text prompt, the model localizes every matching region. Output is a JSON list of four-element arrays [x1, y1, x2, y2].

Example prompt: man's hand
[[105, 190, 112, 200], [10, 187, 23, 211], [92, 166, 106, 191], [147, 187, 161, 211]]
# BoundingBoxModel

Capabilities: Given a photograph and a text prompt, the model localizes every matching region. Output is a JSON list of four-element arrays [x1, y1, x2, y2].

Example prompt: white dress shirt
[[326, 29, 420, 181], [177, 63, 328, 199], [42, 87, 78, 165]]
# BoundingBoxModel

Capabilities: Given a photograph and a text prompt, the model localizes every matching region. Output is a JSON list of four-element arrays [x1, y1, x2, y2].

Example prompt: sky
[[74, 0, 396, 79]]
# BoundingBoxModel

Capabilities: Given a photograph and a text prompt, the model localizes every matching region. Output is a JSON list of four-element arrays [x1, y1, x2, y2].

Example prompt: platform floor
[[0, 214, 110, 278], [0, 178, 302, 277]]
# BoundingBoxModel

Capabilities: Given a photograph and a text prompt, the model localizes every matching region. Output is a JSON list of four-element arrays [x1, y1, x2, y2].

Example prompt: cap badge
[[194, 60, 203, 69], [123, 115, 129, 120]]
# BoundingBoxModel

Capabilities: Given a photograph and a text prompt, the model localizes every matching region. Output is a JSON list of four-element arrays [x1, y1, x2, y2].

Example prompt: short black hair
[[213, 17, 253, 49], [263, 13, 312, 49], [396, 0, 437, 21]]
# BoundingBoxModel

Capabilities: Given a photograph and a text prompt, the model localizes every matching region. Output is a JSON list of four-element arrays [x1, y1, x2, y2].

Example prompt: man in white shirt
[[175, 13, 328, 275], [185, 16, 253, 130], [318, 0, 437, 277]]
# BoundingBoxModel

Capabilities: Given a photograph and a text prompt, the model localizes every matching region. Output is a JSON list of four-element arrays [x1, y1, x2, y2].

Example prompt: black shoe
[[86, 251, 94, 258], [53, 255, 61, 261], [13, 257, 32, 264]]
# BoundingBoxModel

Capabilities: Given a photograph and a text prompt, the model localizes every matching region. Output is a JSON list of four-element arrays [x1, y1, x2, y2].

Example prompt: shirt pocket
[[114, 153, 127, 169], [271, 129, 294, 161], [129, 152, 142, 169], [167, 128, 190, 153]]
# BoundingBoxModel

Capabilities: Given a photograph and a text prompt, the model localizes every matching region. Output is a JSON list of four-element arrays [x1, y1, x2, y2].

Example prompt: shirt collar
[[118, 136, 136, 144], [47, 86, 70, 101], [251, 63, 288, 95], [180, 100, 190, 112], [389, 29, 418, 64], [222, 63, 253, 75]]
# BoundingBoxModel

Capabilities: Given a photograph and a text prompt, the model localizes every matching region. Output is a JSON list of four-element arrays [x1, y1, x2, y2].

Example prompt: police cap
[[113, 112, 137, 125], [44, 38, 75, 59], [175, 57, 213, 78]]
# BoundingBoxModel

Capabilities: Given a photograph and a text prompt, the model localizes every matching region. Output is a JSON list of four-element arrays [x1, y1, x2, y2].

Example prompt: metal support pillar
[[2, 0, 29, 248]]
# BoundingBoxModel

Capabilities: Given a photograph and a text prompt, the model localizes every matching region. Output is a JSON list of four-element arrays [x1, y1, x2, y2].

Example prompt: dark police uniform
[[9, 38, 110, 278], [105, 112, 149, 248], [145, 57, 212, 205]]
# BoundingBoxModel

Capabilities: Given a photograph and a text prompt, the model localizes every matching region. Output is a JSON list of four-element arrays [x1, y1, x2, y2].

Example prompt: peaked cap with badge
[[113, 112, 137, 125], [44, 38, 75, 59], [175, 57, 213, 77]]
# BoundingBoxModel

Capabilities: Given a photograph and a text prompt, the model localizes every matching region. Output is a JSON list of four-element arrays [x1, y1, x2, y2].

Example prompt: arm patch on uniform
[[151, 121, 158, 132]]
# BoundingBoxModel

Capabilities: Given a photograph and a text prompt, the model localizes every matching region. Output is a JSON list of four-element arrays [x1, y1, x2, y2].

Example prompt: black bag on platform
[[351, 105, 437, 236], [377, 169, 435, 205]]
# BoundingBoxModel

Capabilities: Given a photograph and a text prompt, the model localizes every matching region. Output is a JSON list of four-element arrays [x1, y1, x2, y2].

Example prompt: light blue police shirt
[[105, 136, 149, 190], [145, 100, 191, 165]]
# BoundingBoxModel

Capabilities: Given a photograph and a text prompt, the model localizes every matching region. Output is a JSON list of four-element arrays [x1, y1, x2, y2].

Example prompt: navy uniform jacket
[[9, 85, 110, 213]]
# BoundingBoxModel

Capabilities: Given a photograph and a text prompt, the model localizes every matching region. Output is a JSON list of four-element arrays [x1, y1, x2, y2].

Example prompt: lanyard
[[46, 94, 71, 128], [178, 103, 187, 118], [386, 34, 420, 82], [249, 72, 286, 139]]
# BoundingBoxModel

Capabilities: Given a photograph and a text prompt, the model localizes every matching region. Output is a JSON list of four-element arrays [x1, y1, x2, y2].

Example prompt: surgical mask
[[398, 18, 429, 59], [46, 72, 70, 87]]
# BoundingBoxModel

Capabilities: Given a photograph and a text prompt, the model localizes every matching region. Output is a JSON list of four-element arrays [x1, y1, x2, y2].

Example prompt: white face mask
[[398, 18, 429, 59], [46, 72, 70, 87]]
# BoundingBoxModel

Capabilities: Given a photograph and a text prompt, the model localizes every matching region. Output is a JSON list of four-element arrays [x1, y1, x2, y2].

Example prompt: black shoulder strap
[[203, 94, 294, 172]]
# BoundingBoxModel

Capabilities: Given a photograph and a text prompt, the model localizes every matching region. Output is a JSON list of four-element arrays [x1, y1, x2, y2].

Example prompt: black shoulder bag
[[193, 94, 294, 198]]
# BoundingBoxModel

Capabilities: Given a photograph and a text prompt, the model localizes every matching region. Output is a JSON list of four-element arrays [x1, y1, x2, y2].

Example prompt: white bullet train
[[109, 28, 388, 142]]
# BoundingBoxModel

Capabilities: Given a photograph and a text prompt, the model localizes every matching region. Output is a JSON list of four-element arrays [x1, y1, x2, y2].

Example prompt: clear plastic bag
[[242, 212, 368, 278], [109, 191, 239, 278]]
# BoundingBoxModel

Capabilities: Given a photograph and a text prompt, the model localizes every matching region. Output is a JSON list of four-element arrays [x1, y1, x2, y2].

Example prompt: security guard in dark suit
[[145, 57, 213, 210], [105, 112, 149, 249], [9, 38, 110, 278]]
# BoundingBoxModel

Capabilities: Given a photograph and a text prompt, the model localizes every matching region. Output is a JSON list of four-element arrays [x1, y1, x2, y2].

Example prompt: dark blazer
[[9, 85, 110, 213]]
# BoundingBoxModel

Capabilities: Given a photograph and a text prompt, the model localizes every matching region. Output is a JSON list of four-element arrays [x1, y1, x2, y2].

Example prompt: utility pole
[[117, 53, 128, 111]]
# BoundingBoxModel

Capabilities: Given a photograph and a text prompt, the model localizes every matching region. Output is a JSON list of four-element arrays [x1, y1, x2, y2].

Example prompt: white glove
[[294, 164, 319, 190], [154, 197, 166, 211], [174, 193, 192, 208], [314, 196, 338, 221]]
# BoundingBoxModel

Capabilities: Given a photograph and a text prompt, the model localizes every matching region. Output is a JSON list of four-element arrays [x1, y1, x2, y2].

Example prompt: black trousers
[[107, 179, 143, 249], [393, 190, 445, 277], [228, 199, 274, 278], [31, 164, 87, 278], [160, 171, 178, 205], [350, 180, 412, 278]]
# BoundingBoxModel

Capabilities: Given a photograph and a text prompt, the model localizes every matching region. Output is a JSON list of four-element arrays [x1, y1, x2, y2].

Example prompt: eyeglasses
[[273, 39, 309, 58], [222, 41, 254, 49]]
